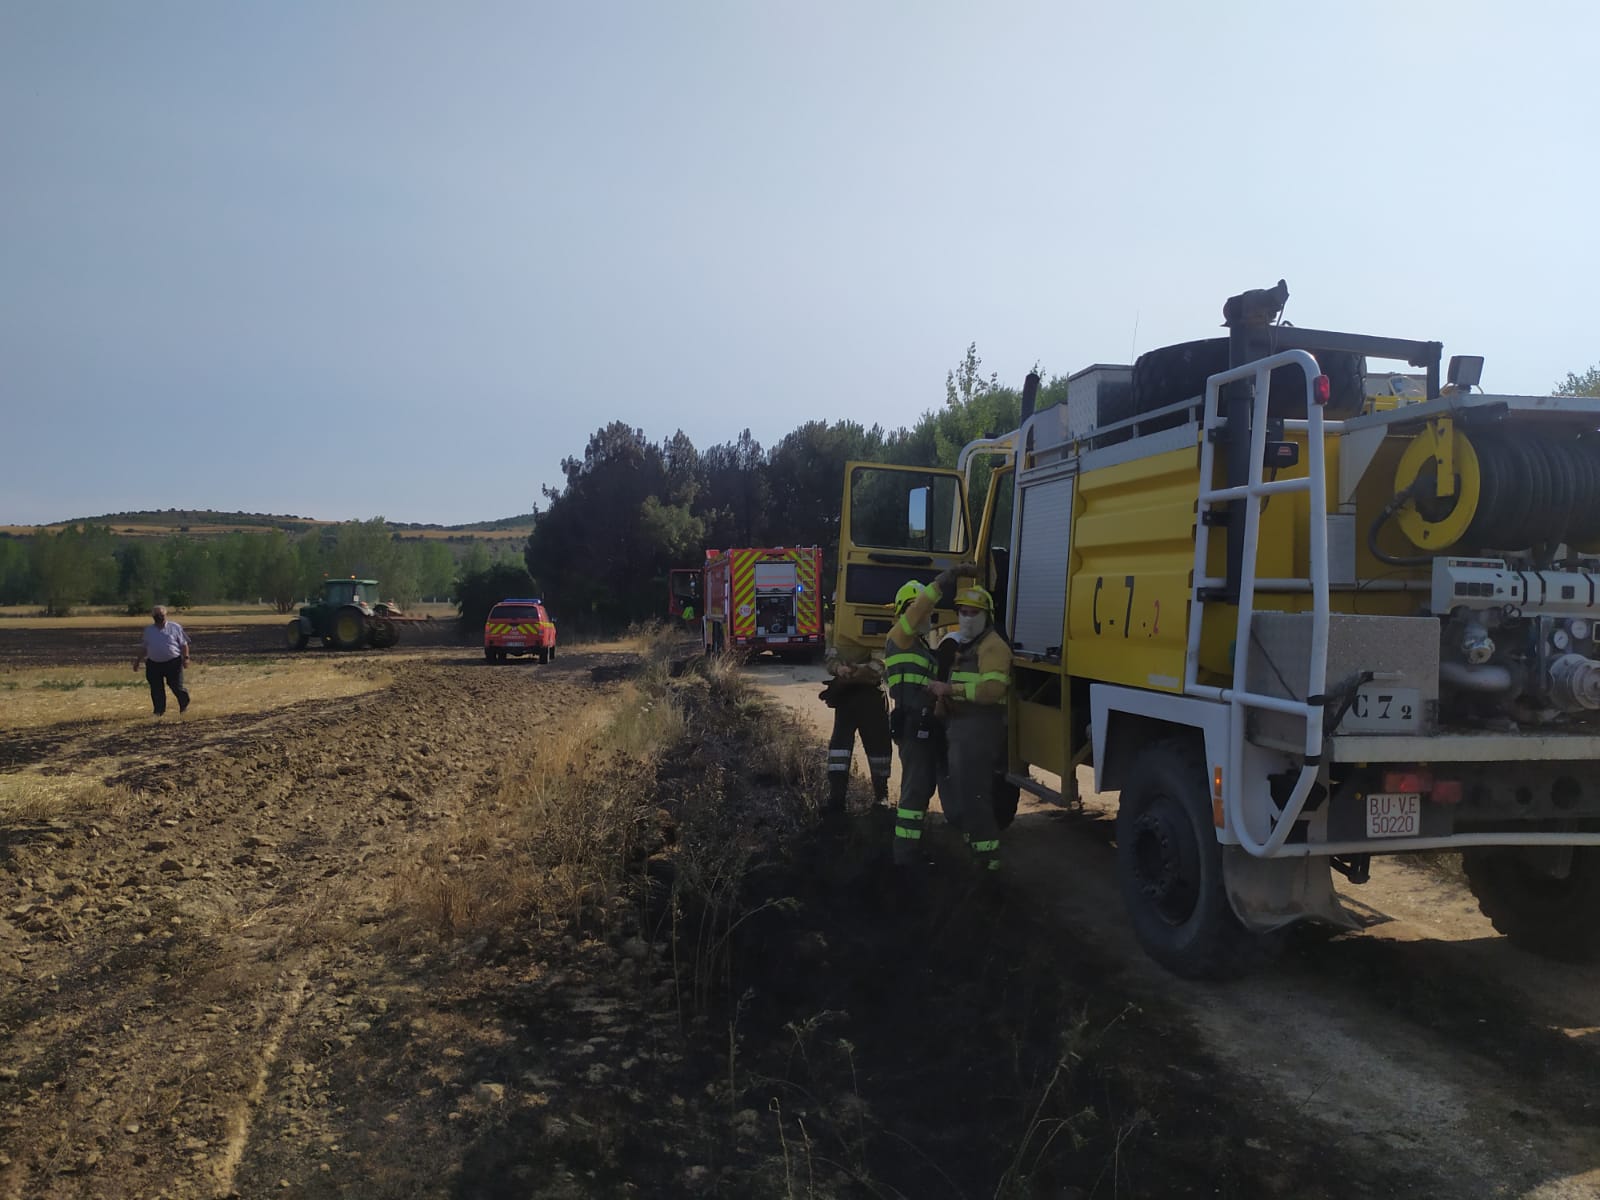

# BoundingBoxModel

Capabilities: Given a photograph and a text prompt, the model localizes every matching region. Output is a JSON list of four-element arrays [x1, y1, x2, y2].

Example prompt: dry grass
[[0, 660, 388, 732], [391, 681, 686, 943], [0, 772, 138, 824]]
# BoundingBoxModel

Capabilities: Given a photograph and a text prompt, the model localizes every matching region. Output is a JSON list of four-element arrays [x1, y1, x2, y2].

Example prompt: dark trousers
[[826, 685, 892, 810], [146, 659, 189, 715]]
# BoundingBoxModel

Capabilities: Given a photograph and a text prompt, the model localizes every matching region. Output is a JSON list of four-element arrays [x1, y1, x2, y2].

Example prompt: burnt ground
[[0, 628, 1596, 1198]]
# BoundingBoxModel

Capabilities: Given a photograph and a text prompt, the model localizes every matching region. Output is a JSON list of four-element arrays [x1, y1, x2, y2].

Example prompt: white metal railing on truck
[[1184, 352, 1344, 857]]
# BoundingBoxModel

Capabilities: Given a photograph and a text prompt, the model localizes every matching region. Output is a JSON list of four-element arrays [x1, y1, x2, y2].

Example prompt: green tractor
[[287, 577, 403, 651]]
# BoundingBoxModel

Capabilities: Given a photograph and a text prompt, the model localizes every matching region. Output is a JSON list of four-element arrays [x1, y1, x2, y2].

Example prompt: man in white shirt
[[133, 605, 191, 717]]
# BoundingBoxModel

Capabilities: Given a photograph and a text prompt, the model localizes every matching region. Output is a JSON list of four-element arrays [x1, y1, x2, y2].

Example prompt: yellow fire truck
[[834, 281, 1600, 977]]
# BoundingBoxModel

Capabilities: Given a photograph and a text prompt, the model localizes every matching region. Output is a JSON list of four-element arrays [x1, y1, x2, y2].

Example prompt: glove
[[818, 678, 840, 709], [934, 561, 981, 594]]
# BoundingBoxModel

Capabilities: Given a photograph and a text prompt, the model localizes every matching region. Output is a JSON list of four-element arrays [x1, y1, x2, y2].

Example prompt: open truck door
[[833, 462, 971, 660]]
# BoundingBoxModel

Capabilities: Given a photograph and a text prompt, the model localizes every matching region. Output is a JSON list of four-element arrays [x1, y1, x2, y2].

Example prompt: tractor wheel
[[286, 619, 308, 651], [369, 619, 399, 649], [1115, 739, 1274, 979], [1463, 846, 1600, 962], [331, 605, 368, 650]]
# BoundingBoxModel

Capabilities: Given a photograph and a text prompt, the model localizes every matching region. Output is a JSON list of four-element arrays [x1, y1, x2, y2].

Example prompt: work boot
[[823, 772, 849, 818]]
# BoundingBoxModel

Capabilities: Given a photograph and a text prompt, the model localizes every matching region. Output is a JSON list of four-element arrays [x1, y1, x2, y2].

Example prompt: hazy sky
[[4, 1, 1597, 526]]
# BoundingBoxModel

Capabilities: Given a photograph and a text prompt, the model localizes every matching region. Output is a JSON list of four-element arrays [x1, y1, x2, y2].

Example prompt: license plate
[[1366, 792, 1421, 838], [767, 636, 790, 643], [505, 640, 524, 647], [1339, 686, 1422, 733]]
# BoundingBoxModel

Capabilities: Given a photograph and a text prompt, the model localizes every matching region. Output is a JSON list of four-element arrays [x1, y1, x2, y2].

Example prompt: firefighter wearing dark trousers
[[926, 581, 1009, 873], [821, 640, 891, 814], [884, 581, 942, 864]]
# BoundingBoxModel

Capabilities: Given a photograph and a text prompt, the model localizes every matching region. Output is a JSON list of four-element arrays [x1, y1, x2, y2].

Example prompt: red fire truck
[[702, 546, 824, 658]]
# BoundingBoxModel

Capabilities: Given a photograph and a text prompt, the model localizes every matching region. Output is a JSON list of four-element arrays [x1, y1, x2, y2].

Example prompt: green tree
[[257, 530, 301, 613], [694, 429, 768, 549], [163, 535, 221, 605], [0, 536, 34, 605], [764, 420, 888, 587], [456, 541, 492, 583], [416, 540, 457, 601], [1555, 365, 1600, 397], [454, 561, 538, 633], [526, 422, 676, 629], [30, 525, 117, 616], [638, 496, 705, 564], [116, 542, 163, 610]]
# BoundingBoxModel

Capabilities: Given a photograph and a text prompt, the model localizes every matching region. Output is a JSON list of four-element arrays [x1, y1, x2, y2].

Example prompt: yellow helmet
[[954, 585, 993, 614], [895, 580, 925, 610]]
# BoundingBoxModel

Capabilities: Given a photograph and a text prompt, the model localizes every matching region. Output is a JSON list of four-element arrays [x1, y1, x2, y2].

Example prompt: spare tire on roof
[[1132, 337, 1366, 424]]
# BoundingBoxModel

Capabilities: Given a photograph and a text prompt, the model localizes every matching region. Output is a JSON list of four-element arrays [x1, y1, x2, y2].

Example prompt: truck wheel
[[1115, 739, 1267, 979], [484, 646, 495, 662], [286, 619, 308, 651], [1463, 847, 1600, 962], [539, 645, 550, 664], [331, 605, 368, 650]]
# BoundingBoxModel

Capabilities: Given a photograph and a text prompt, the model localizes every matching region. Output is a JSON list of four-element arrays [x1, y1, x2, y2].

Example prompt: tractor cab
[[324, 577, 377, 608]]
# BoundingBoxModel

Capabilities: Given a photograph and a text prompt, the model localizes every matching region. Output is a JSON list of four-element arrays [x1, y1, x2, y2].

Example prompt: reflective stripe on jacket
[[947, 627, 1009, 712], [882, 632, 935, 712]]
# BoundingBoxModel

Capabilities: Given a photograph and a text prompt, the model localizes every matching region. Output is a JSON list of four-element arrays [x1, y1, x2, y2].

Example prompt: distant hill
[[1, 510, 537, 541]]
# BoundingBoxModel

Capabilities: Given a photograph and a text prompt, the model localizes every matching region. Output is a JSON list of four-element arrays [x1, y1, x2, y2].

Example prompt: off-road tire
[[1132, 337, 1366, 424], [539, 645, 550, 664], [331, 606, 368, 651], [1463, 846, 1600, 962], [286, 619, 308, 651], [1131, 339, 1230, 427], [369, 619, 399, 649], [1115, 738, 1272, 979], [484, 646, 495, 662]]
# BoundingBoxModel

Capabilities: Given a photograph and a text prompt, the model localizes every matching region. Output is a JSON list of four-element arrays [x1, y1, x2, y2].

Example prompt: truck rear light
[[1211, 766, 1224, 827], [1432, 779, 1462, 805], [1313, 374, 1332, 406], [1383, 770, 1432, 794]]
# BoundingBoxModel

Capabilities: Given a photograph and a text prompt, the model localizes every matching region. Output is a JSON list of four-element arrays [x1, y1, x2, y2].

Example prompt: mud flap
[[1222, 847, 1361, 934]]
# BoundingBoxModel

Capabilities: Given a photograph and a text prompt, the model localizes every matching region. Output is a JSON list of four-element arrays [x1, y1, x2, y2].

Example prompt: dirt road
[[745, 658, 1600, 1199]]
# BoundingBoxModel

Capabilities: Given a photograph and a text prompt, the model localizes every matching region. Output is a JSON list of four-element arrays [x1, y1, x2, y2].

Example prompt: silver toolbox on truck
[[1245, 613, 1439, 749]]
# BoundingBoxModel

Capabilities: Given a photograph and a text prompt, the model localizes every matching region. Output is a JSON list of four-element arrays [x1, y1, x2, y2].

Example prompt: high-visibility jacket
[[883, 629, 935, 714], [946, 626, 1010, 714]]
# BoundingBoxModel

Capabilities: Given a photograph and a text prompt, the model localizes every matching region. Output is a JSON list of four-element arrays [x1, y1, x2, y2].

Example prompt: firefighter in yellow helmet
[[884, 580, 943, 864], [920, 572, 1009, 873]]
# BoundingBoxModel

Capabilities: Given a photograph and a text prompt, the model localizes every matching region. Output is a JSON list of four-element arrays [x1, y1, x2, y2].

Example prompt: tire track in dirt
[[211, 966, 314, 1196]]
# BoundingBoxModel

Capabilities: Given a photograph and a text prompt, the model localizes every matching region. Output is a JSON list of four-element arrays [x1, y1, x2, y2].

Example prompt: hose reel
[[1390, 420, 1600, 555]]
